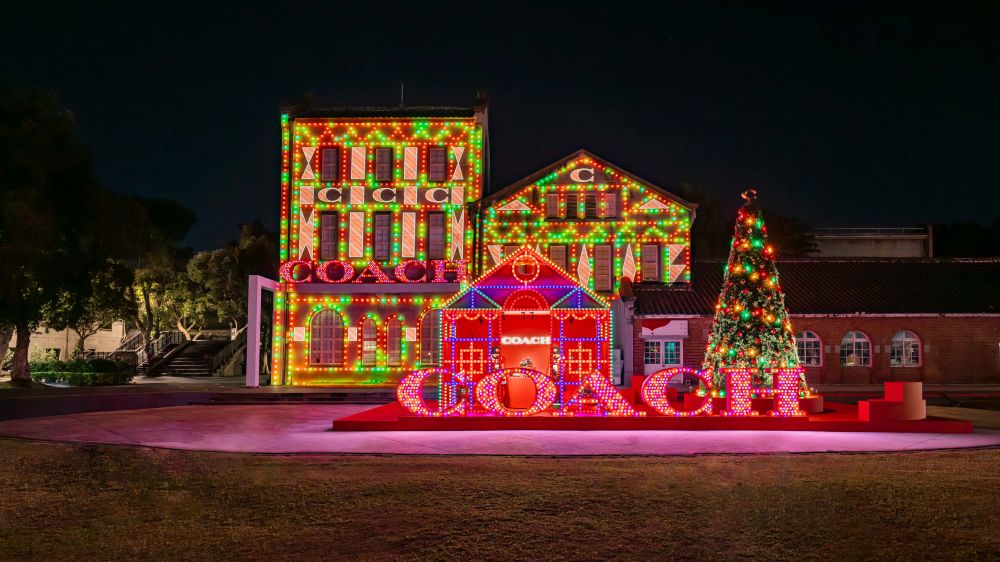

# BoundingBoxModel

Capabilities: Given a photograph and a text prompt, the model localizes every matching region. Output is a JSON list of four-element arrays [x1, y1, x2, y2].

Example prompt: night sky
[[5, 3, 998, 248]]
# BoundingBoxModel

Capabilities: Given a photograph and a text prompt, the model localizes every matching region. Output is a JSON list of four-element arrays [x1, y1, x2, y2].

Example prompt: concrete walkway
[[1, 404, 998, 455]]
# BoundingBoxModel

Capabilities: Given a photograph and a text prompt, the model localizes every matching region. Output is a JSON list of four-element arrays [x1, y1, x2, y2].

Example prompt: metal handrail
[[137, 331, 184, 366], [210, 330, 247, 373]]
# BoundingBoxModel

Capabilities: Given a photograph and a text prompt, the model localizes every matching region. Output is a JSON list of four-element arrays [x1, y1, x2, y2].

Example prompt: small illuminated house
[[271, 99, 488, 385], [440, 247, 611, 408]]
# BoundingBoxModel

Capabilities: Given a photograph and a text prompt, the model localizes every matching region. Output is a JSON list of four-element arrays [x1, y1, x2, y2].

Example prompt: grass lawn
[[0, 439, 997, 561]]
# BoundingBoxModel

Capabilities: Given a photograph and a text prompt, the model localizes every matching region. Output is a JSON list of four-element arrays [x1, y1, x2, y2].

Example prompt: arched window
[[890, 330, 921, 367], [420, 309, 442, 366], [361, 318, 378, 366], [795, 331, 822, 367], [310, 309, 344, 365], [386, 317, 402, 367], [840, 331, 871, 367]]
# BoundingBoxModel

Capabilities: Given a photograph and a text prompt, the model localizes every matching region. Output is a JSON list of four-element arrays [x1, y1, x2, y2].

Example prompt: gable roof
[[630, 259, 1000, 316], [481, 149, 698, 211]]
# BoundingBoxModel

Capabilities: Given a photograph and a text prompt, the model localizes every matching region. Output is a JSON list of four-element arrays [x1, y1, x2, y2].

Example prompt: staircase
[[150, 339, 228, 377]]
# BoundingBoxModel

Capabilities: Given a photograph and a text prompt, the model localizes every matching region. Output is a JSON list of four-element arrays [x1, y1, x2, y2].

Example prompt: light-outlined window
[[310, 309, 344, 365], [545, 193, 560, 218], [319, 212, 339, 260], [420, 309, 442, 365], [373, 212, 391, 261], [641, 244, 660, 281], [565, 193, 579, 219], [840, 331, 871, 367], [321, 148, 340, 182], [603, 191, 620, 218], [795, 330, 822, 366], [594, 244, 613, 291], [427, 212, 446, 259], [375, 147, 393, 181], [428, 147, 447, 182], [549, 245, 568, 272], [584, 194, 598, 218], [890, 330, 921, 367], [386, 317, 402, 367], [361, 318, 378, 366]]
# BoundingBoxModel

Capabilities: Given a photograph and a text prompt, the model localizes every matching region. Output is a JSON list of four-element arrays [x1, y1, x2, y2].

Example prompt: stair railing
[[210, 330, 248, 374]]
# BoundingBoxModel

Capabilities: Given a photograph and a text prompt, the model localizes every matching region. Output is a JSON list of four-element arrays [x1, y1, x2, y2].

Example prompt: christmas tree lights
[[702, 190, 798, 388]]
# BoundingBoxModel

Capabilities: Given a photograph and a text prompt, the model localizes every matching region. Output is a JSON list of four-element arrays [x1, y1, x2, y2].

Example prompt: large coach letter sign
[[771, 368, 807, 417], [641, 367, 713, 417], [397, 368, 468, 417], [722, 368, 758, 416]]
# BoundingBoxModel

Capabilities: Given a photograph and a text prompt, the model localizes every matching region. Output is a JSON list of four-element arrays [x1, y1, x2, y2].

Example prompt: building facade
[[272, 101, 487, 385]]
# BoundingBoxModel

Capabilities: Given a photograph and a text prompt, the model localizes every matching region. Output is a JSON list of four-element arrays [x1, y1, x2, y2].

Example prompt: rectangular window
[[584, 194, 598, 219], [387, 321, 402, 367], [428, 147, 447, 182], [321, 148, 340, 182], [545, 193, 560, 218], [319, 212, 339, 260], [663, 341, 682, 366], [641, 244, 660, 281], [548, 245, 568, 271], [427, 212, 446, 259], [594, 244, 613, 291], [643, 341, 661, 365], [375, 148, 393, 181], [603, 191, 619, 218], [374, 213, 391, 260], [565, 193, 578, 219]]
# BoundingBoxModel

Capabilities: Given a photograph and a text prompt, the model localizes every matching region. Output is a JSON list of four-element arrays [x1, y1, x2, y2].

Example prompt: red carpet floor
[[332, 401, 973, 433]]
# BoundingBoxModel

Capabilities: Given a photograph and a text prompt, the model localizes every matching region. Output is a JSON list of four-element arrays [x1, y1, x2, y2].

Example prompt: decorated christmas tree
[[703, 189, 799, 388]]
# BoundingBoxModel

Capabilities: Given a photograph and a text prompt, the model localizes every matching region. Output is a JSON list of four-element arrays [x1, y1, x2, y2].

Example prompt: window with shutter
[[641, 244, 660, 281], [548, 245, 568, 271], [421, 309, 442, 365], [428, 147, 447, 182], [584, 194, 598, 219], [321, 148, 340, 182], [594, 245, 612, 291], [319, 212, 339, 260], [545, 193, 560, 218], [566, 193, 578, 219], [386, 318, 402, 366], [603, 191, 619, 218], [427, 212, 446, 259], [375, 148, 393, 181], [362, 319, 378, 365], [374, 213, 391, 260]]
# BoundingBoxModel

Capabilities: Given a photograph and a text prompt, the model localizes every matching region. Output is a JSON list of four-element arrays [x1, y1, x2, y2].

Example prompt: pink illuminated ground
[[0, 404, 998, 454]]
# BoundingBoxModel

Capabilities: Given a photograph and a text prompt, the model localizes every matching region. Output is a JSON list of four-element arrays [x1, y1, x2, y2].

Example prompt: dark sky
[[5, 3, 998, 248]]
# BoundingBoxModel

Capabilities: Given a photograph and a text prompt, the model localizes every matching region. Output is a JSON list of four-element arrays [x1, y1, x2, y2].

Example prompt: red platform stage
[[332, 401, 972, 433]]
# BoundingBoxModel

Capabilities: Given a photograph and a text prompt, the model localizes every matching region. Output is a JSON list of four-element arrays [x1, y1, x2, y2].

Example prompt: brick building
[[623, 259, 1000, 384]]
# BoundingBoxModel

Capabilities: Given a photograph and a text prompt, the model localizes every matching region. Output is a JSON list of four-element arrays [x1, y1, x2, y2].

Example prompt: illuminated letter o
[[474, 368, 557, 416]]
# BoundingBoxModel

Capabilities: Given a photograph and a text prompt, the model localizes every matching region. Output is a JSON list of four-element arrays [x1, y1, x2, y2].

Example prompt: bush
[[29, 358, 133, 386]]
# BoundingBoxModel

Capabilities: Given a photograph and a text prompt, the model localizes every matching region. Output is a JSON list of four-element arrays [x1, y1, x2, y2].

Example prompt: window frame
[[375, 147, 393, 182], [565, 193, 579, 220], [320, 148, 340, 182], [594, 244, 613, 291], [890, 330, 922, 368], [319, 211, 339, 260], [386, 317, 403, 367], [584, 193, 598, 219], [420, 309, 442, 366], [427, 212, 446, 260], [545, 193, 560, 218], [428, 147, 447, 182], [795, 330, 823, 367], [603, 191, 620, 218], [310, 309, 345, 366], [373, 212, 392, 261], [361, 318, 378, 366], [840, 330, 872, 367], [548, 245, 568, 272], [641, 244, 661, 282]]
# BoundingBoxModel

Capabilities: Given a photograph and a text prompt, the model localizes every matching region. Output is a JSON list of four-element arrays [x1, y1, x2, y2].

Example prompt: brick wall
[[634, 315, 1000, 384]]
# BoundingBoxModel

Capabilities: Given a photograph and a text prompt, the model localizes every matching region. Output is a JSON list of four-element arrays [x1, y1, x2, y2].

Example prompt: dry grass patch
[[0, 439, 997, 561]]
